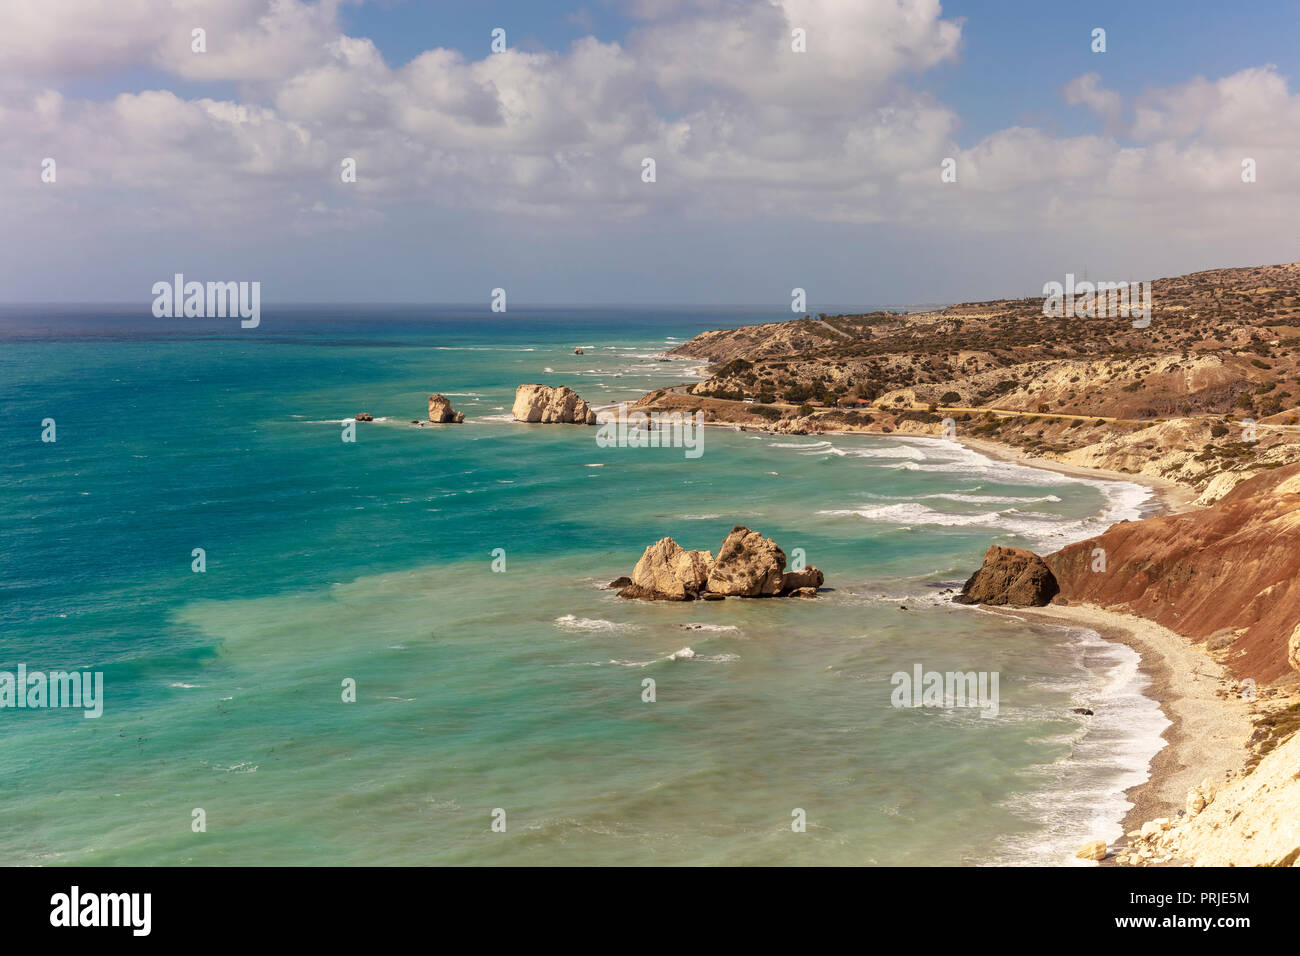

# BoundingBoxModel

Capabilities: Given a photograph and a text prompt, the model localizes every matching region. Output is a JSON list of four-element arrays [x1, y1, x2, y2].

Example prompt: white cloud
[[0, 0, 1297, 257]]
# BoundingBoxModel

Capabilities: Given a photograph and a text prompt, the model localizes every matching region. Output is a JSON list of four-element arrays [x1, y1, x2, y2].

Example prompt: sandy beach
[[990, 604, 1254, 854]]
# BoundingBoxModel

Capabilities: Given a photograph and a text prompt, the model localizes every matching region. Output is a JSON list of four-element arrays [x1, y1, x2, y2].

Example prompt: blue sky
[[2, 0, 1298, 306]]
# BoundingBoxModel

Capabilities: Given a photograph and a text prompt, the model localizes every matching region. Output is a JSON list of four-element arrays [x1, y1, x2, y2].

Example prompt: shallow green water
[[0, 306, 1167, 865]]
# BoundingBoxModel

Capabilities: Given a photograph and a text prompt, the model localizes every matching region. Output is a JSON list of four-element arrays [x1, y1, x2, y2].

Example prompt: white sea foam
[[554, 614, 632, 632], [993, 626, 1170, 866]]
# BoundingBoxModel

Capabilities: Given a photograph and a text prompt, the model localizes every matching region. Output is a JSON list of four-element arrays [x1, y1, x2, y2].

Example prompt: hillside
[[644, 263, 1300, 493]]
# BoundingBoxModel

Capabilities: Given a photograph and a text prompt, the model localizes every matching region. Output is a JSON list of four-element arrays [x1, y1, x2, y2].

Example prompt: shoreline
[[989, 604, 1254, 862], [509, 379, 1239, 863], [948, 433, 1253, 861], [945, 431, 1250, 863], [956, 435, 1198, 518]]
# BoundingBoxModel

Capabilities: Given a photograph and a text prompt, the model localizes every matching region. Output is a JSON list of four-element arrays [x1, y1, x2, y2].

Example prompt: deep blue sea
[[0, 305, 1168, 865]]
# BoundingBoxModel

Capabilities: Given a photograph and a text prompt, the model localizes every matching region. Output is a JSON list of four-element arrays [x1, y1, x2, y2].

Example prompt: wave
[[992, 626, 1170, 866], [923, 493, 1062, 505], [816, 502, 1112, 548], [553, 614, 633, 632]]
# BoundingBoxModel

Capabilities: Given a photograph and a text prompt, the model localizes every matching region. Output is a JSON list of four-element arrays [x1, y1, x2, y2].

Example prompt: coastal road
[[651, 384, 1300, 434]]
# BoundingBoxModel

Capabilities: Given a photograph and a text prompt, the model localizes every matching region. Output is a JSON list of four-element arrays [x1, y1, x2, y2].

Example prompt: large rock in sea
[[512, 384, 597, 424], [707, 525, 787, 597], [428, 394, 465, 423], [615, 526, 820, 600], [623, 538, 714, 601], [954, 545, 1059, 607]]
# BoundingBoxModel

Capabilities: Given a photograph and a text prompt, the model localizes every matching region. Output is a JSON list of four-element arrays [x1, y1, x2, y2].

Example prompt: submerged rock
[[953, 545, 1059, 607], [780, 567, 825, 594], [512, 384, 597, 424]]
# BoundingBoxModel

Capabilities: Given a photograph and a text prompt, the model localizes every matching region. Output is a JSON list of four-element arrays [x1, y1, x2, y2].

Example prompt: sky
[[1, 0, 1298, 307]]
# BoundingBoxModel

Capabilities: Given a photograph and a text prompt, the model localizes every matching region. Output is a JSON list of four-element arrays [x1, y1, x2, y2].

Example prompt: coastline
[[957, 435, 1198, 518], [947, 435, 1253, 863], [625, 383, 1244, 863], [988, 604, 1254, 861]]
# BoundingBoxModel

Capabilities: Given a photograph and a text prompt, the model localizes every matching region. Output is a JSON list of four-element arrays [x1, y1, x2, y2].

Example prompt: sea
[[0, 305, 1169, 865]]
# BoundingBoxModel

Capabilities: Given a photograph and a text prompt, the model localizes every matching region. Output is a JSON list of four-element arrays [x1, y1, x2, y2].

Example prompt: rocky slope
[[956, 462, 1300, 684], [1117, 727, 1300, 867], [647, 262, 1300, 495], [1045, 463, 1300, 684]]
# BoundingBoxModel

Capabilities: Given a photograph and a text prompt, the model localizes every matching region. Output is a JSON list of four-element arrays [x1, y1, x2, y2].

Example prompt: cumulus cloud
[[1, 0, 1297, 255]]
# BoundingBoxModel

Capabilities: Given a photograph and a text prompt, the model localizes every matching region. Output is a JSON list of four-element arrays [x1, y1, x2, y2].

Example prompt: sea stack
[[615, 525, 824, 600], [428, 394, 465, 423], [512, 384, 597, 424]]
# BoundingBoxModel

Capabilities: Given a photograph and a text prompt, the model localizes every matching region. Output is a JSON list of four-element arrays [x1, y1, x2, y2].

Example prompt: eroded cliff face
[[1047, 463, 1300, 684]]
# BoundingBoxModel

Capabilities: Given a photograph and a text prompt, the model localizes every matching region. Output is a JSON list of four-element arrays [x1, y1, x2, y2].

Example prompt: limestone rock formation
[[355, 412, 374, 422], [627, 538, 714, 601], [954, 546, 1059, 607], [428, 394, 465, 423], [707, 526, 786, 597], [512, 384, 597, 424], [1075, 840, 1107, 861], [780, 567, 825, 594], [615, 526, 821, 600], [1122, 733, 1300, 867]]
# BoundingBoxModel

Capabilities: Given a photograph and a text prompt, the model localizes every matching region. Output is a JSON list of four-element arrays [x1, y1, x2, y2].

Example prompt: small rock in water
[[1072, 707, 1094, 716], [608, 576, 632, 589], [899, 605, 908, 611], [1076, 839, 1108, 861]]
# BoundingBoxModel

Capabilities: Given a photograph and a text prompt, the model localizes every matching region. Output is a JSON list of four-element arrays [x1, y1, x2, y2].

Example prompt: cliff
[[1045, 463, 1300, 684]]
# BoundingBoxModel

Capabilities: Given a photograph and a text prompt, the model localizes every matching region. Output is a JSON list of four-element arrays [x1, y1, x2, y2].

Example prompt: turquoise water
[[0, 306, 1167, 865]]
